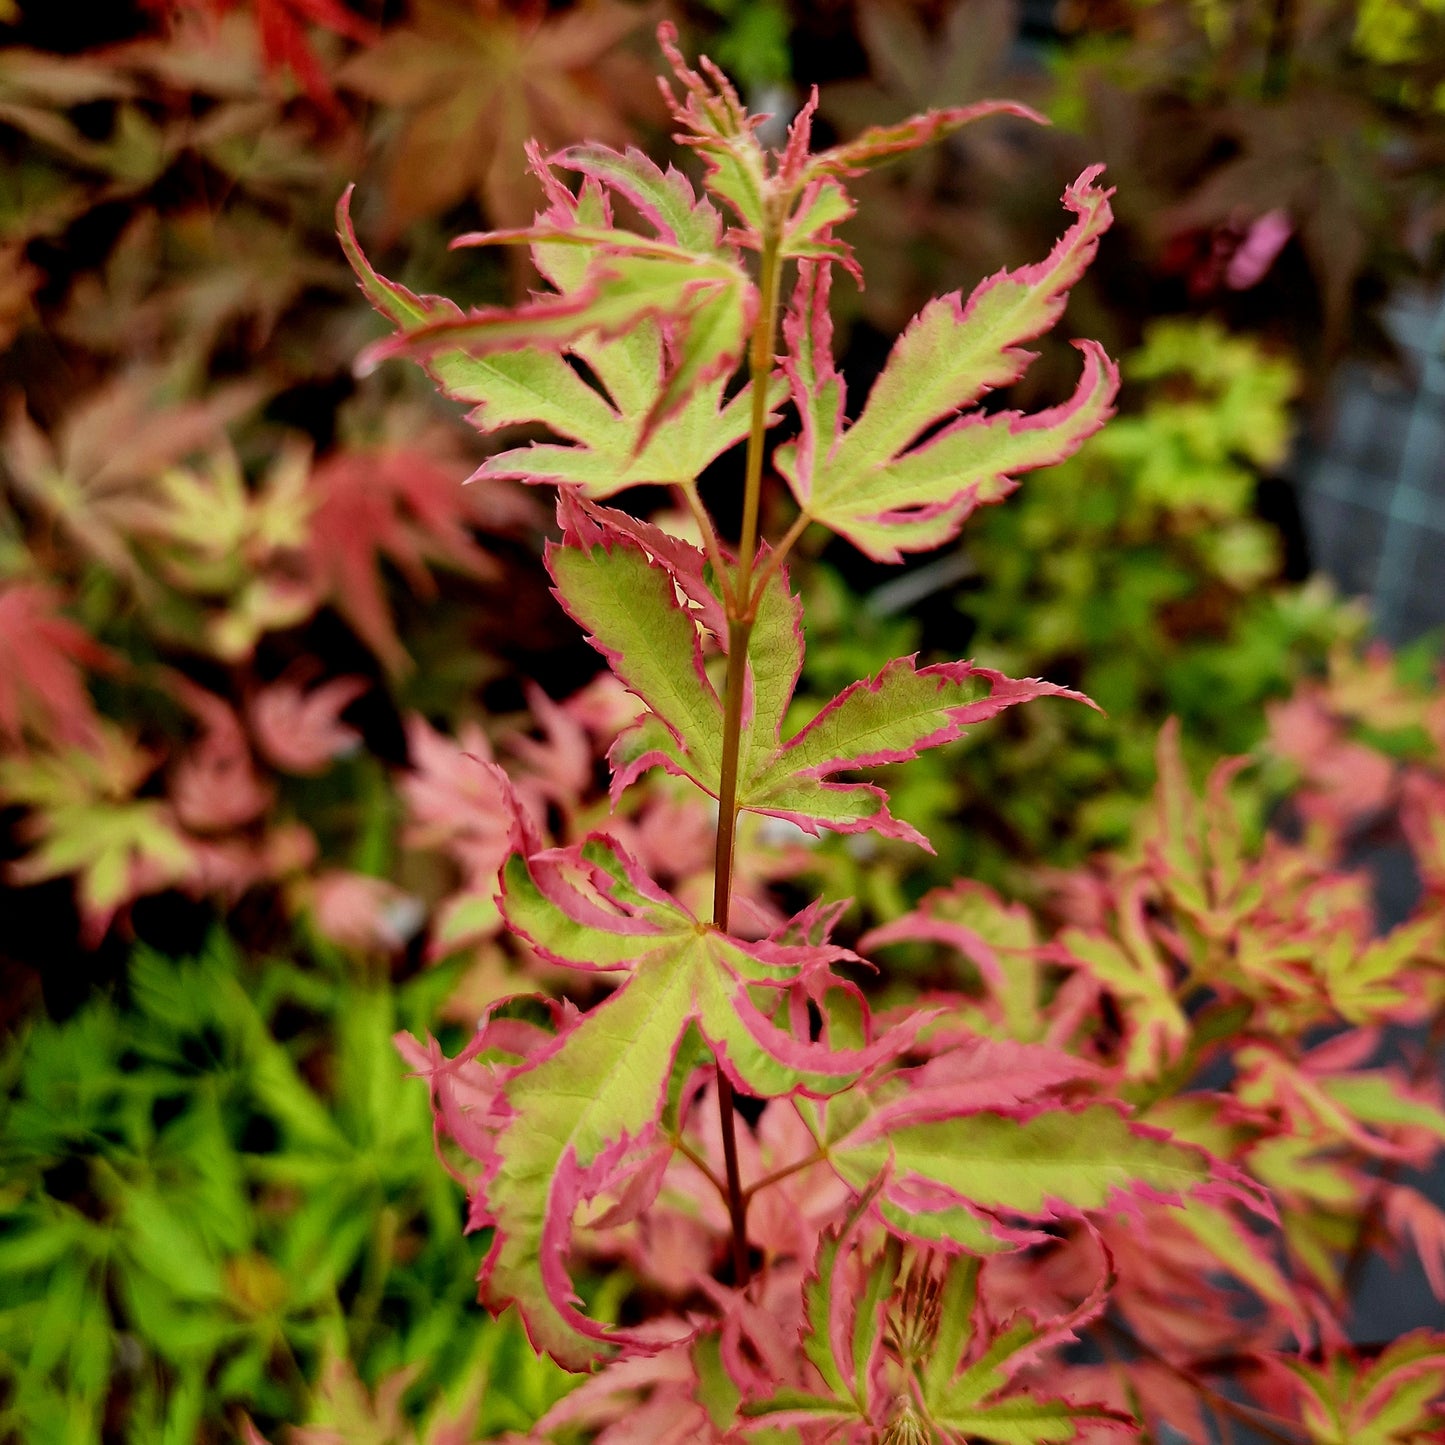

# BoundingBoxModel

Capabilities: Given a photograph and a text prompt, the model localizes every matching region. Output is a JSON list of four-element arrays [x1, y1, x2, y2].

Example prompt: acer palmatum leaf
[[0, 582, 112, 748], [0, 727, 193, 942], [407, 784, 920, 1368], [342, 151, 760, 461], [168, 683, 273, 834], [550, 500, 1094, 848], [247, 672, 365, 776], [775, 169, 1119, 562], [340, 0, 654, 235], [304, 445, 502, 673]]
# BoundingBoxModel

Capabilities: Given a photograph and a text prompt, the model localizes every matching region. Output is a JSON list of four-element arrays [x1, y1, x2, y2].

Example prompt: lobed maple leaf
[[340, 0, 656, 235], [0, 726, 193, 942], [247, 672, 365, 775], [0, 582, 111, 748], [745, 1192, 1132, 1442], [408, 790, 916, 1369], [774, 169, 1119, 562], [551, 500, 1093, 848], [653, 19, 1041, 252], [1, 373, 262, 587], [795, 1040, 1251, 1256], [167, 681, 274, 834], [343, 140, 759, 452], [304, 444, 503, 673], [1274, 1331, 1445, 1445]]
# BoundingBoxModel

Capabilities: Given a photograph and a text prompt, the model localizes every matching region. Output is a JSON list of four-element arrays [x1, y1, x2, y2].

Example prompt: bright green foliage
[[0, 936, 574, 1443]]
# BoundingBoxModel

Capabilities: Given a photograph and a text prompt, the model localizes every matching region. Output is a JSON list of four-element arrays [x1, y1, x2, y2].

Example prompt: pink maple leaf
[[248, 671, 366, 775], [168, 682, 273, 835], [305, 447, 502, 674], [0, 583, 111, 748]]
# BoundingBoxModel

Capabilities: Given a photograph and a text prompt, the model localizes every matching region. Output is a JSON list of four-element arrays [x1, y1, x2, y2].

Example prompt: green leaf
[[339, 166, 760, 490], [473, 828, 893, 1368], [555, 506, 1087, 845], [775, 170, 1118, 562]]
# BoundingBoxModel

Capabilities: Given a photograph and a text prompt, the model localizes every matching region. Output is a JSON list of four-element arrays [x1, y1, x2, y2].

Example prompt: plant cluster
[[304, 26, 1445, 1444], [3, 5, 1445, 1442]]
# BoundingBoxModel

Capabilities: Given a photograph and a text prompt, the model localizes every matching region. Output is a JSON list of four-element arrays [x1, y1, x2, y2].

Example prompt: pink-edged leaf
[[341, 176, 764, 495], [845, 1038, 1102, 1137], [921, 1245, 1134, 1442], [736, 651, 1096, 849], [359, 246, 744, 378], [861, 880, 1045, 1040], [654, 20, 770, 240], [815, 1073, 1256, 1256], [551, 143, 723, 254], [461, 818, 907, 1369], [775, 169, 1119, 562], [338, 186, 611, 441], [1049, 875, 1190, 1082], [1274, 1331, 1445, 1444], [805, 98, 1046, 178], [743, 1178, 891, 1430], [554, 506, 1089, 843]]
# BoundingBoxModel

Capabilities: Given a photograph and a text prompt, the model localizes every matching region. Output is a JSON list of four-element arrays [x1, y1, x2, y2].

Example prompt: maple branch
[[710, 225, 786, 1291]]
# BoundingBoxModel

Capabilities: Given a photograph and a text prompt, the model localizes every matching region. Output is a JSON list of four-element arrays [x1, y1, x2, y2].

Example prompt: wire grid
[[1299, 287, 1445, 643]]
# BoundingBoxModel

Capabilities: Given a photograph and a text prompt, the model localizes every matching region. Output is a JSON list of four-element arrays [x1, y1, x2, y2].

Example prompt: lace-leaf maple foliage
[[330, 24, 1445, 1445]]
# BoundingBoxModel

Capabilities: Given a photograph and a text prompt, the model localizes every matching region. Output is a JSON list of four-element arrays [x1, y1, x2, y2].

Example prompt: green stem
[[742, 1146, 826, 1204], [677, 483, 736, 613], [748, 509, 811, 614], [673, 1132, 730, 1202], [734, 236, 781, 611], [711, 231, 784, 1290]]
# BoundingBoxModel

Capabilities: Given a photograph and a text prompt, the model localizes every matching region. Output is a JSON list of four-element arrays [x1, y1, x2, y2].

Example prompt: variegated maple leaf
[[744, 1190, 1132, 1443], [405, 787, 918, 1369], [551, 500, 1093, 848], [1273, 1331, 1445, 1445], [340, 140, 760, 461], [774, 169, 1119, 562]]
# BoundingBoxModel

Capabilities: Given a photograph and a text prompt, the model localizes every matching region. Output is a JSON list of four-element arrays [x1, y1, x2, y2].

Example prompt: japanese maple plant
[[336, 25, 1445, 1445]]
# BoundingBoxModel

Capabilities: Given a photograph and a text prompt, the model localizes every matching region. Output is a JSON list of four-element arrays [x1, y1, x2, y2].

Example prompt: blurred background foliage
[[1, 0, 1443, 1440]]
